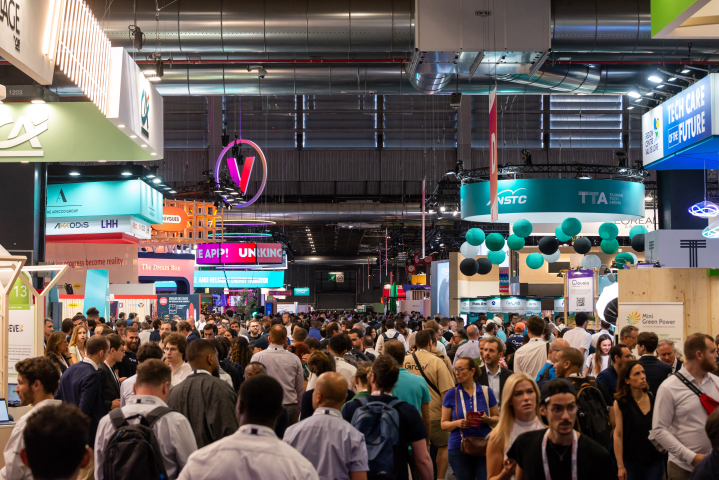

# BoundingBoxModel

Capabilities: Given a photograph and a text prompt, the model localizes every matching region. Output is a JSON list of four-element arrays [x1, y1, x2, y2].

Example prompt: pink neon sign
[[214, 139, 267, 207]]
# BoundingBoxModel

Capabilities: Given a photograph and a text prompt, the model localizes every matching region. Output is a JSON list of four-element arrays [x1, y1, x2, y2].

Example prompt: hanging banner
[[499, 267, 510, 294], [526, 298, 542, 316], [567, 270, 595, 313], [487, 296, 502, 314], [616, 302, 684, 347], [501, 296, 527, 315], [469, 298, 487, 314], [489, 86, 499, 223]]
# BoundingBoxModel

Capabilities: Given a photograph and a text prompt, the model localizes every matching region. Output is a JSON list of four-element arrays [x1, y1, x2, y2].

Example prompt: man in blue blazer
[[57, 335, 109, 480], [637, 332, 673, 396]]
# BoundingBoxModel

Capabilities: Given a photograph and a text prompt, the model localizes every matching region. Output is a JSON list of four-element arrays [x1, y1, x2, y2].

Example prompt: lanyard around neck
[[541, 429, 578, 480], [459, 383, 477, 420]]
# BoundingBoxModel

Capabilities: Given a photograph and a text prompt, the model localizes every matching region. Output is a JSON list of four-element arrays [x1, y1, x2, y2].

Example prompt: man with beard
[[653, 333, 719, 480], [506, 379, 613, 480], [116, 327, 140, 379]]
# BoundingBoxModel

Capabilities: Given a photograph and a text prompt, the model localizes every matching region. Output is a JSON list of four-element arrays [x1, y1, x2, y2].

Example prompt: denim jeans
[[448, 449, 487, 480], [625, 460, 665, 480]]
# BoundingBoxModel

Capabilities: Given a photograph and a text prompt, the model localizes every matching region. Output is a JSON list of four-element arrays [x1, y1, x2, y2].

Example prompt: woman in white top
[[164, 332, 193, 386], [486, 372, 544, 480], [584, 334, 612, 377], [68, 325, 88, 365]]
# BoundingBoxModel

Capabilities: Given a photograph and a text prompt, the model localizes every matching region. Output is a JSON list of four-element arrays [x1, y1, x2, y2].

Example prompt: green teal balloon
[[615, 252, 635, 265], [488, 250, 506, 265], [629, 225, 648, 239], [561, 217, 582, 237], [555, 226, 572, 242], [466, 228, 486, 246], [598, 222, 619, 240], [507, 234, 525, 251], [513, 219, 533, 238], [526, 252, 545, 269], [601, 239, 619, 254], [485, 233, 506, 252]]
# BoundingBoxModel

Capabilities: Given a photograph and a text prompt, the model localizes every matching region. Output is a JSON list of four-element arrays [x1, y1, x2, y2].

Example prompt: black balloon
[[631, 234, 645, 252], [460, 258, 479, 276], [476, 258, 493, 275], [573, 237, 592, 255], [538, 236, 559, 255]]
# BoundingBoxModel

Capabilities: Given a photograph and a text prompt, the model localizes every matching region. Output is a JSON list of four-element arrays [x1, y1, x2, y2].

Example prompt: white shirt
[[83, 356, 99, 370], [120, 374, 137, 407], [177, 424, 318, 480], [453, 340, 482, 367], [513, 338, 548, 380], [365, 347, 378, 358], [652, 365, 719, 472], [563, 327, 592, 361], [172, 363, 193, 386], [485, 365, 502, 403], [375, 329, 407, 354], [95, 395, 197, 480], [591, 329, 614, 348], [138, 330, 152, 345], [584, 354, 610, 375], [307, 356, 358, 393], [0, 399, 62, 480]]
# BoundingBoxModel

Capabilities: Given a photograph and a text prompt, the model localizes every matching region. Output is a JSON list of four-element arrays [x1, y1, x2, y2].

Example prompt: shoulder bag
[[412, 352, 440, 395], [455, 384, 490, 457], [675, 372, 719, 415]]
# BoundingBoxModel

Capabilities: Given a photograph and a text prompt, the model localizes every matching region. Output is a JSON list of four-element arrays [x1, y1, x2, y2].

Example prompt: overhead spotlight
[[69, 172, 81, 176], [452, 210, 459, 216], [129, 25, 145, 51], [681, 68, 691, 74], [428, 209, 435, 214], [648, 75, 662, 83], [627, 106, 635, 110], [440, 206, 446, 212], [152, 178, 161, 184], [668, 77, 677, 82], [121, 171, 132, 176], [247, 65, 267, 79], [155, 58, 164, 78], [645, 195, 653, 201], [657, 85, 665, 89], [627, 91, 641, 98]]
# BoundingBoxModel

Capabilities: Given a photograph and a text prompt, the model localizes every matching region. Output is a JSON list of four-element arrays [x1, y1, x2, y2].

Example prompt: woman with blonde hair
[[486, 372, 544, 480], [67, 325, 88, 365]]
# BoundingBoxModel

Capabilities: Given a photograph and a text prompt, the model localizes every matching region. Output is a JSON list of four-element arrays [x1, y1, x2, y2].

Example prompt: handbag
[[455, 385, 490, 457], [675, 372, 719, 415]]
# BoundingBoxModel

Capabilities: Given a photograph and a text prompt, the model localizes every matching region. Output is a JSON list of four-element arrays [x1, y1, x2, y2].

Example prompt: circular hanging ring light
[[688, 200, 719, 218]]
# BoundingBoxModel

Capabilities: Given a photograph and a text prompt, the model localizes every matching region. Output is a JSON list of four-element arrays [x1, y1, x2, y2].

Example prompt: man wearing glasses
[[506, 379, 613, 480]]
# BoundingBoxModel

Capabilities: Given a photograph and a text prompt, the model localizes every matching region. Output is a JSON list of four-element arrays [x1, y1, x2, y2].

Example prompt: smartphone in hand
[[466, 411, 484, 427]]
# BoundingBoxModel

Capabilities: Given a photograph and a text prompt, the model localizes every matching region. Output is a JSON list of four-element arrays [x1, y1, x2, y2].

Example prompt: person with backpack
[[342, 355, 434, 480], [441, 356, 499, 480], [613, 360, 664, 480], [375, 318, 407, 354], [553, 347, 614, 449], [94, 359, 197, 480], [535, 339, 569, 389], [506, 379, 614, 480], [284, 372, 369, 480]]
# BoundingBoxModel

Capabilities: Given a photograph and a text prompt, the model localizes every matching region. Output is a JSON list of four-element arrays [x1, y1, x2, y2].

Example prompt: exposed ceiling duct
[[224, 203, 423, 224]]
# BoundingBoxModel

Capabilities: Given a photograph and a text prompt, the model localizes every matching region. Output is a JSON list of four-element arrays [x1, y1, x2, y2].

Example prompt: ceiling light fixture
[[169, 190, 177, 194], [148, 77, 161, 82], [152, 178, 161, 184], [146, 175, 155, 178], [668, 77, 677, 82], [681, 69, 691, 74], [69, 172, 81, 176], [31, 100, 46, 104], [121, 171, 132, 176], [143, 70, 156, 76], [627, 106, 634, 110], [648, 75, 662, 83], [627, 91, 641, 98], [130, 135, 137, 139], [118, 124, 125, 128]]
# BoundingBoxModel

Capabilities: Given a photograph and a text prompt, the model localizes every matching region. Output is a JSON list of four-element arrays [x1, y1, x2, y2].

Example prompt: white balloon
[[628, 253, 638, 265], [460, 242, 480, 259], [581, 254, 602, 270], [542, 250, 561, 263]]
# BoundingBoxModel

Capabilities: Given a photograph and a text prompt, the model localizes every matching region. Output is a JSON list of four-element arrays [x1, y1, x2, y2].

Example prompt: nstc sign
[[196, 242, 284, 265]]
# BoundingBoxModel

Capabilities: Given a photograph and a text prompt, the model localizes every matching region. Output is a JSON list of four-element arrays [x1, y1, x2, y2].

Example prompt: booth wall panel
[[618, 268, 719, 340]]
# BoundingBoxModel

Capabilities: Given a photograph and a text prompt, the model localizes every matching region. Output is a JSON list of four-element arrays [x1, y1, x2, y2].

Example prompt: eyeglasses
[[454, 367, 471, 373], [165, 346, 179, 354], [548, 403, 578, 415]]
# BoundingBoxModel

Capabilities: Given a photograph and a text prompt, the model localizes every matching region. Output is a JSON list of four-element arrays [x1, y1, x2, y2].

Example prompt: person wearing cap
[[251, 335, 270, 353], [507, 324, 525, 351], [505, 379, 613, 480]]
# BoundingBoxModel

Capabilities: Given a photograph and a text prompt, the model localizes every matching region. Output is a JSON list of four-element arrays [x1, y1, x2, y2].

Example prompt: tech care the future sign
[[196, 242, 283, 265]]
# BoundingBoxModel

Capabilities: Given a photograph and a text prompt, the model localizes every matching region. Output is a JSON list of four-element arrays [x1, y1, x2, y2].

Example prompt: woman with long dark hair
[[45, 331, 71, 375], [585, 334, 612, 376], [230, 336, 253, 368], [613, 360, 664, 480]]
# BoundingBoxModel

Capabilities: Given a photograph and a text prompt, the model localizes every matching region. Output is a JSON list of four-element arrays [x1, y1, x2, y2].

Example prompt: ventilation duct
[[224, 203, 423, 223]]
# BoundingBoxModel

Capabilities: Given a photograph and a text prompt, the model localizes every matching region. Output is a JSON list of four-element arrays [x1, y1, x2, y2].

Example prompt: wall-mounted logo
[[487, 188, 527, 206], [0, 112, 49, 157], [653, 117, 660, 138], [215, 139, 268, 208], [54, 222, 89, 229], [140, 89, 150, 138], [626, 311, 640, 326]]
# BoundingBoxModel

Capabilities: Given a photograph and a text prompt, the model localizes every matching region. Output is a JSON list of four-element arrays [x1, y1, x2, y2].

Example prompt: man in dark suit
[[179, 320, 200, 344], [657, 339, 684, 373], [57, 335, 109, 480], [98, 334, 125, 414], [477, 337, 514, 404], [637, 332, 673, 396]]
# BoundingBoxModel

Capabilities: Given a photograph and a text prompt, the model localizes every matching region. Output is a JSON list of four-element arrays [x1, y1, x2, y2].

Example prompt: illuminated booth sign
[[193, 270, 285, 288], [196, 242, 284, 265], [138, 253, 195, 294], [215, 139, 268, 208], [461, 178, 645, 223], [642, 74, 719, 170]]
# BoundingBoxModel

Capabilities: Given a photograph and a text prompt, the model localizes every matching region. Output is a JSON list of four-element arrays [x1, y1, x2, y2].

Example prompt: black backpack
[[103, 406, 171, 480], [572, 378, 612, 448], [382, 331, 400, 342]]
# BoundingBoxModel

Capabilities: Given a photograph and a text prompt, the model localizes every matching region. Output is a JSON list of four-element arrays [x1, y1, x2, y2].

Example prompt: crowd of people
[[3, 308, 719, 480]]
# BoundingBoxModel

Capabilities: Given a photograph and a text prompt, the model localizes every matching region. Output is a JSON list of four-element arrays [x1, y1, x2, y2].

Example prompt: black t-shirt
[[341, 394, 427, 480], [116, 350, 137, 378], [507, 429, 613, 480]]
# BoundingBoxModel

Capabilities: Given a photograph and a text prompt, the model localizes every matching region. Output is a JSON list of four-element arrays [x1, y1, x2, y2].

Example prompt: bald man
[[452, 324, 482, 367], [536, 338, 569, 388], [283, 372, 369, 480]]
